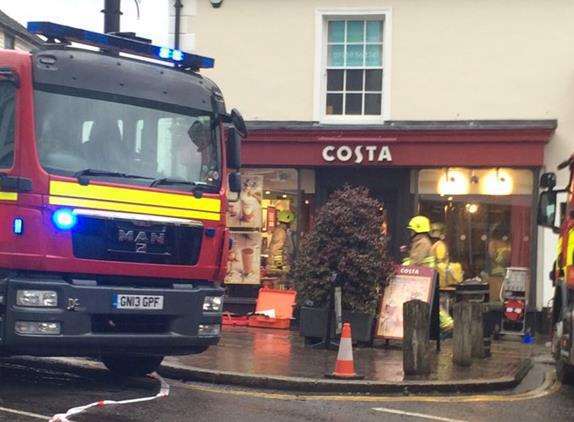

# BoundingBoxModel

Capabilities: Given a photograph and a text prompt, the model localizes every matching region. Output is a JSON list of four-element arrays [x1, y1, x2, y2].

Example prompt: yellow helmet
[[407, 216, 431, 234], [278, 210, 295, 224]]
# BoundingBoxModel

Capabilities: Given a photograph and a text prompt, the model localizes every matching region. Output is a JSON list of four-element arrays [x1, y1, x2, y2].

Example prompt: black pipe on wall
[[174, 0, 183, 49], [103, 0, 122, 33]]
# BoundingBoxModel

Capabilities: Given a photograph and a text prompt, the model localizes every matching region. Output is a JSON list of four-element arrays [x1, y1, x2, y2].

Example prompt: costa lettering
[[322, 145, 392, 164]]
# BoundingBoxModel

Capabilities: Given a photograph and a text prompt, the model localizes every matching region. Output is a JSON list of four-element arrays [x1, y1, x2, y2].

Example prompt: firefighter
[[403, 216, 454, 335], [268, 210, 296, 274], [430, 223, 449, 265], [402, 215, 435, 267]]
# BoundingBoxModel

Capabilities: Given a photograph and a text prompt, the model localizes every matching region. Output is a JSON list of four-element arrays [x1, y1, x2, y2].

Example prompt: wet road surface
[[0, 358, 573, 422]]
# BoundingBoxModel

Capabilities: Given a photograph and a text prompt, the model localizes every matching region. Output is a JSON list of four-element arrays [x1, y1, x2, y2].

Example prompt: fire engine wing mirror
[[230, 108, 248, 138], [0, 68, 19, 88], [540, 172, 557, 190], [228, 171, 241, 197], [537, 190, 560, 233], [227, 127, 241, 169]]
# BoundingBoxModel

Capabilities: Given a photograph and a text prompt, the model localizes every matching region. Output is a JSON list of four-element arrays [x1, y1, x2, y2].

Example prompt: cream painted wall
[[183, 0, 574, 308], [14, 38, 35, 52]]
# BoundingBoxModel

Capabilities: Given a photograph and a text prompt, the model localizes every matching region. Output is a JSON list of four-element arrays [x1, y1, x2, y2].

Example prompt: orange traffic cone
[[326, 322, 364, 380]]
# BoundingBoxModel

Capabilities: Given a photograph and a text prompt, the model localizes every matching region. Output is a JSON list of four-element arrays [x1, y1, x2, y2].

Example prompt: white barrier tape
[[49, 372, 170, 422]]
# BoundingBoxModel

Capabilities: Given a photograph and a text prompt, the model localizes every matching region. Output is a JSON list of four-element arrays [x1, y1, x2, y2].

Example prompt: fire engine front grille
[[71, 215, 203, 265], [92, 314, 172, 334]]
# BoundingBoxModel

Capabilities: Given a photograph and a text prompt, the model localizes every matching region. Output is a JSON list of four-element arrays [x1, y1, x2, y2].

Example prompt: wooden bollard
[[453, 302, 472, 367], [470, 302, 485, 359], [403, 299, 431, 375]]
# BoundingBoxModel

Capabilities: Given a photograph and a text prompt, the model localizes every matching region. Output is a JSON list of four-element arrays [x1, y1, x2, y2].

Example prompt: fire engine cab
[[0, 22, 244, 376], [538, 155, 574, 383]]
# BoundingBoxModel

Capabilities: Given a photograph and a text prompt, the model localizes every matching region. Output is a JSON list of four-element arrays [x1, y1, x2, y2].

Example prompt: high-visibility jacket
[[403, 234, 435, 268]]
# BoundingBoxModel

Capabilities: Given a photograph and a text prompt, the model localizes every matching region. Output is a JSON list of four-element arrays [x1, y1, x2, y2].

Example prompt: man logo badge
[[118, 229, 166, 253]]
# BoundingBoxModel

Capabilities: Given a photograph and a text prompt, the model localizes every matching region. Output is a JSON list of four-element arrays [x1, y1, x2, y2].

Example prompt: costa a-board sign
[[375, 265, 438, 340], [322, 145, 392, 164]]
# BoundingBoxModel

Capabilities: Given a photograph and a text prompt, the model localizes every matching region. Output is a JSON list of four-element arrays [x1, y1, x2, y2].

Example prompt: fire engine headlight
[[15, 321, 61, 335], [198, 324, 221, 337], [16, 290, 58, 307], [203, 296, 223, 312]]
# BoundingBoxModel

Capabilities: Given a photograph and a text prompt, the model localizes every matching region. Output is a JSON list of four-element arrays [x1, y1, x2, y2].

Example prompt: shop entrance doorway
[[315, 167, 412, 262]]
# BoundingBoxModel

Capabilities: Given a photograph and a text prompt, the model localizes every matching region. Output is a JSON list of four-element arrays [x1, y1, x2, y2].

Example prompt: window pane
[[366, 21, 382, 42], [346, 20, 364, 42], [328, 21, 345, 43], [0, 83, 15, 168], [365, 70, 383, 91], [327, 70, 344, 91], [326, 94, 343, 115], [364, 93, 382, 115], [346, 70, 363, 91], [365, 45, 382, 66], [328, 44, 345, 66], [345, 93, 362, 115], [346, 45, 363, 67]]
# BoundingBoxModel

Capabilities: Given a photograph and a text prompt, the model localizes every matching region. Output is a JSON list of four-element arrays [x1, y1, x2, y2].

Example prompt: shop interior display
[[225, 169, 300, 290], [418, 167, 533, 303]]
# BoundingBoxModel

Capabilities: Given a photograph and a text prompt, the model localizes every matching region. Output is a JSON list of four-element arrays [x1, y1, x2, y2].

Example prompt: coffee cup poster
[[225, 232, 261, 285], [227, 175, 263, 229]]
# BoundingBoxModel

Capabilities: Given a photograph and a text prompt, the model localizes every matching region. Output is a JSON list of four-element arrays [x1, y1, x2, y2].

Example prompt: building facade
[[170, 1, 568, 318], [0, 10, 41, 51]]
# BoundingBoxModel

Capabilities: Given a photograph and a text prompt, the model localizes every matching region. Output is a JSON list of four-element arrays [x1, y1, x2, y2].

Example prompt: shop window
[[416, 168, 534, 302], [316, 10, 391, 123], [225, 168, 316, 290]]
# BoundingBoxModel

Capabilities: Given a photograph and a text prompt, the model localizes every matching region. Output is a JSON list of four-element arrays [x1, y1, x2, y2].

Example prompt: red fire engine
[[0, 22, 244, 376], [538, 156, 574, 383]]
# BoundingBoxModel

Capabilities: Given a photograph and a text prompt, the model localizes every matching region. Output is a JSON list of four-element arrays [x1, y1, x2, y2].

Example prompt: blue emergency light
[[52, 209, 77, 231], [27, 21, 214, 70]]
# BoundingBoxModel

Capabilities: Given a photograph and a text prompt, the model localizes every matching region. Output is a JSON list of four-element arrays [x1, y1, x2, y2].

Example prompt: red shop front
[[223, 120, 556, 314]]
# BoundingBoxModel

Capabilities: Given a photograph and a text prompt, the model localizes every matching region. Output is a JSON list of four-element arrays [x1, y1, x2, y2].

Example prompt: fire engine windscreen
[[34, 89, 221, 189]]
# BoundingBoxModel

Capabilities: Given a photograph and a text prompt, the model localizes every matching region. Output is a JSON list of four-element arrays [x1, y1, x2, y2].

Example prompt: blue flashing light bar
[[27, 21, 214, 70]]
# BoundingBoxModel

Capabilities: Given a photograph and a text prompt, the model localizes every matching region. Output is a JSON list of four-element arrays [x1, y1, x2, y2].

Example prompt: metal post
[[103, 0, 122, 33], [174, 0, 183, 49]]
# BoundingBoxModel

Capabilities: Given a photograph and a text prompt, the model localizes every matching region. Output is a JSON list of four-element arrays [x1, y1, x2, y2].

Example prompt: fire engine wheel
[[101, 355, 164, 377], [556, 357, 574, 385]]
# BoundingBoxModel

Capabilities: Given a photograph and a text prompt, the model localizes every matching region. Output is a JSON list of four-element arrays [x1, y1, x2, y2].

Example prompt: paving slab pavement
[[160, 326, 541, 393]]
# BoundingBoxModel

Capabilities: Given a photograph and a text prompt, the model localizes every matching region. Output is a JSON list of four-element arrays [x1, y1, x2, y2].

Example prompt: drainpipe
[[103, 0, 122, 33], [174, 0, 183, 49]]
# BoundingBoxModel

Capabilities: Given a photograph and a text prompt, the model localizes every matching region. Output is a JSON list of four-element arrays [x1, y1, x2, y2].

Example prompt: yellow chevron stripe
[[49, 180, 221, 213], [49, 196, 221, 221], [0, 192, 17, 201]]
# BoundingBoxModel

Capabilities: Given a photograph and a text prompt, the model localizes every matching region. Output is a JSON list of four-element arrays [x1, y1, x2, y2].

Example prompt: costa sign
[[321, 145, 392, 164]]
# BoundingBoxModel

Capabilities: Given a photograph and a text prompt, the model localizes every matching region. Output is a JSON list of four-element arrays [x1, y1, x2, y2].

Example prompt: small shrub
[[292, 185, 394, 314]]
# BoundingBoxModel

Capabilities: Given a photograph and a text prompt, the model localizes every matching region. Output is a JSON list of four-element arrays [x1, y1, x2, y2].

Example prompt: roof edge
[[246, 119, 558, 132], [0, 11, 42, 47]]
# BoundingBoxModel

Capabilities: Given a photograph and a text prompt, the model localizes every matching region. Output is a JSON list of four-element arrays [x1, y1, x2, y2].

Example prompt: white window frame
[[314, 8, 392, 124]]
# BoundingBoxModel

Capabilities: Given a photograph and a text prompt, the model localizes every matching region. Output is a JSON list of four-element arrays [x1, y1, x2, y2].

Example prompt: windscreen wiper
[[150, 178, 214, 197], [74, 168, 154, 185]]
